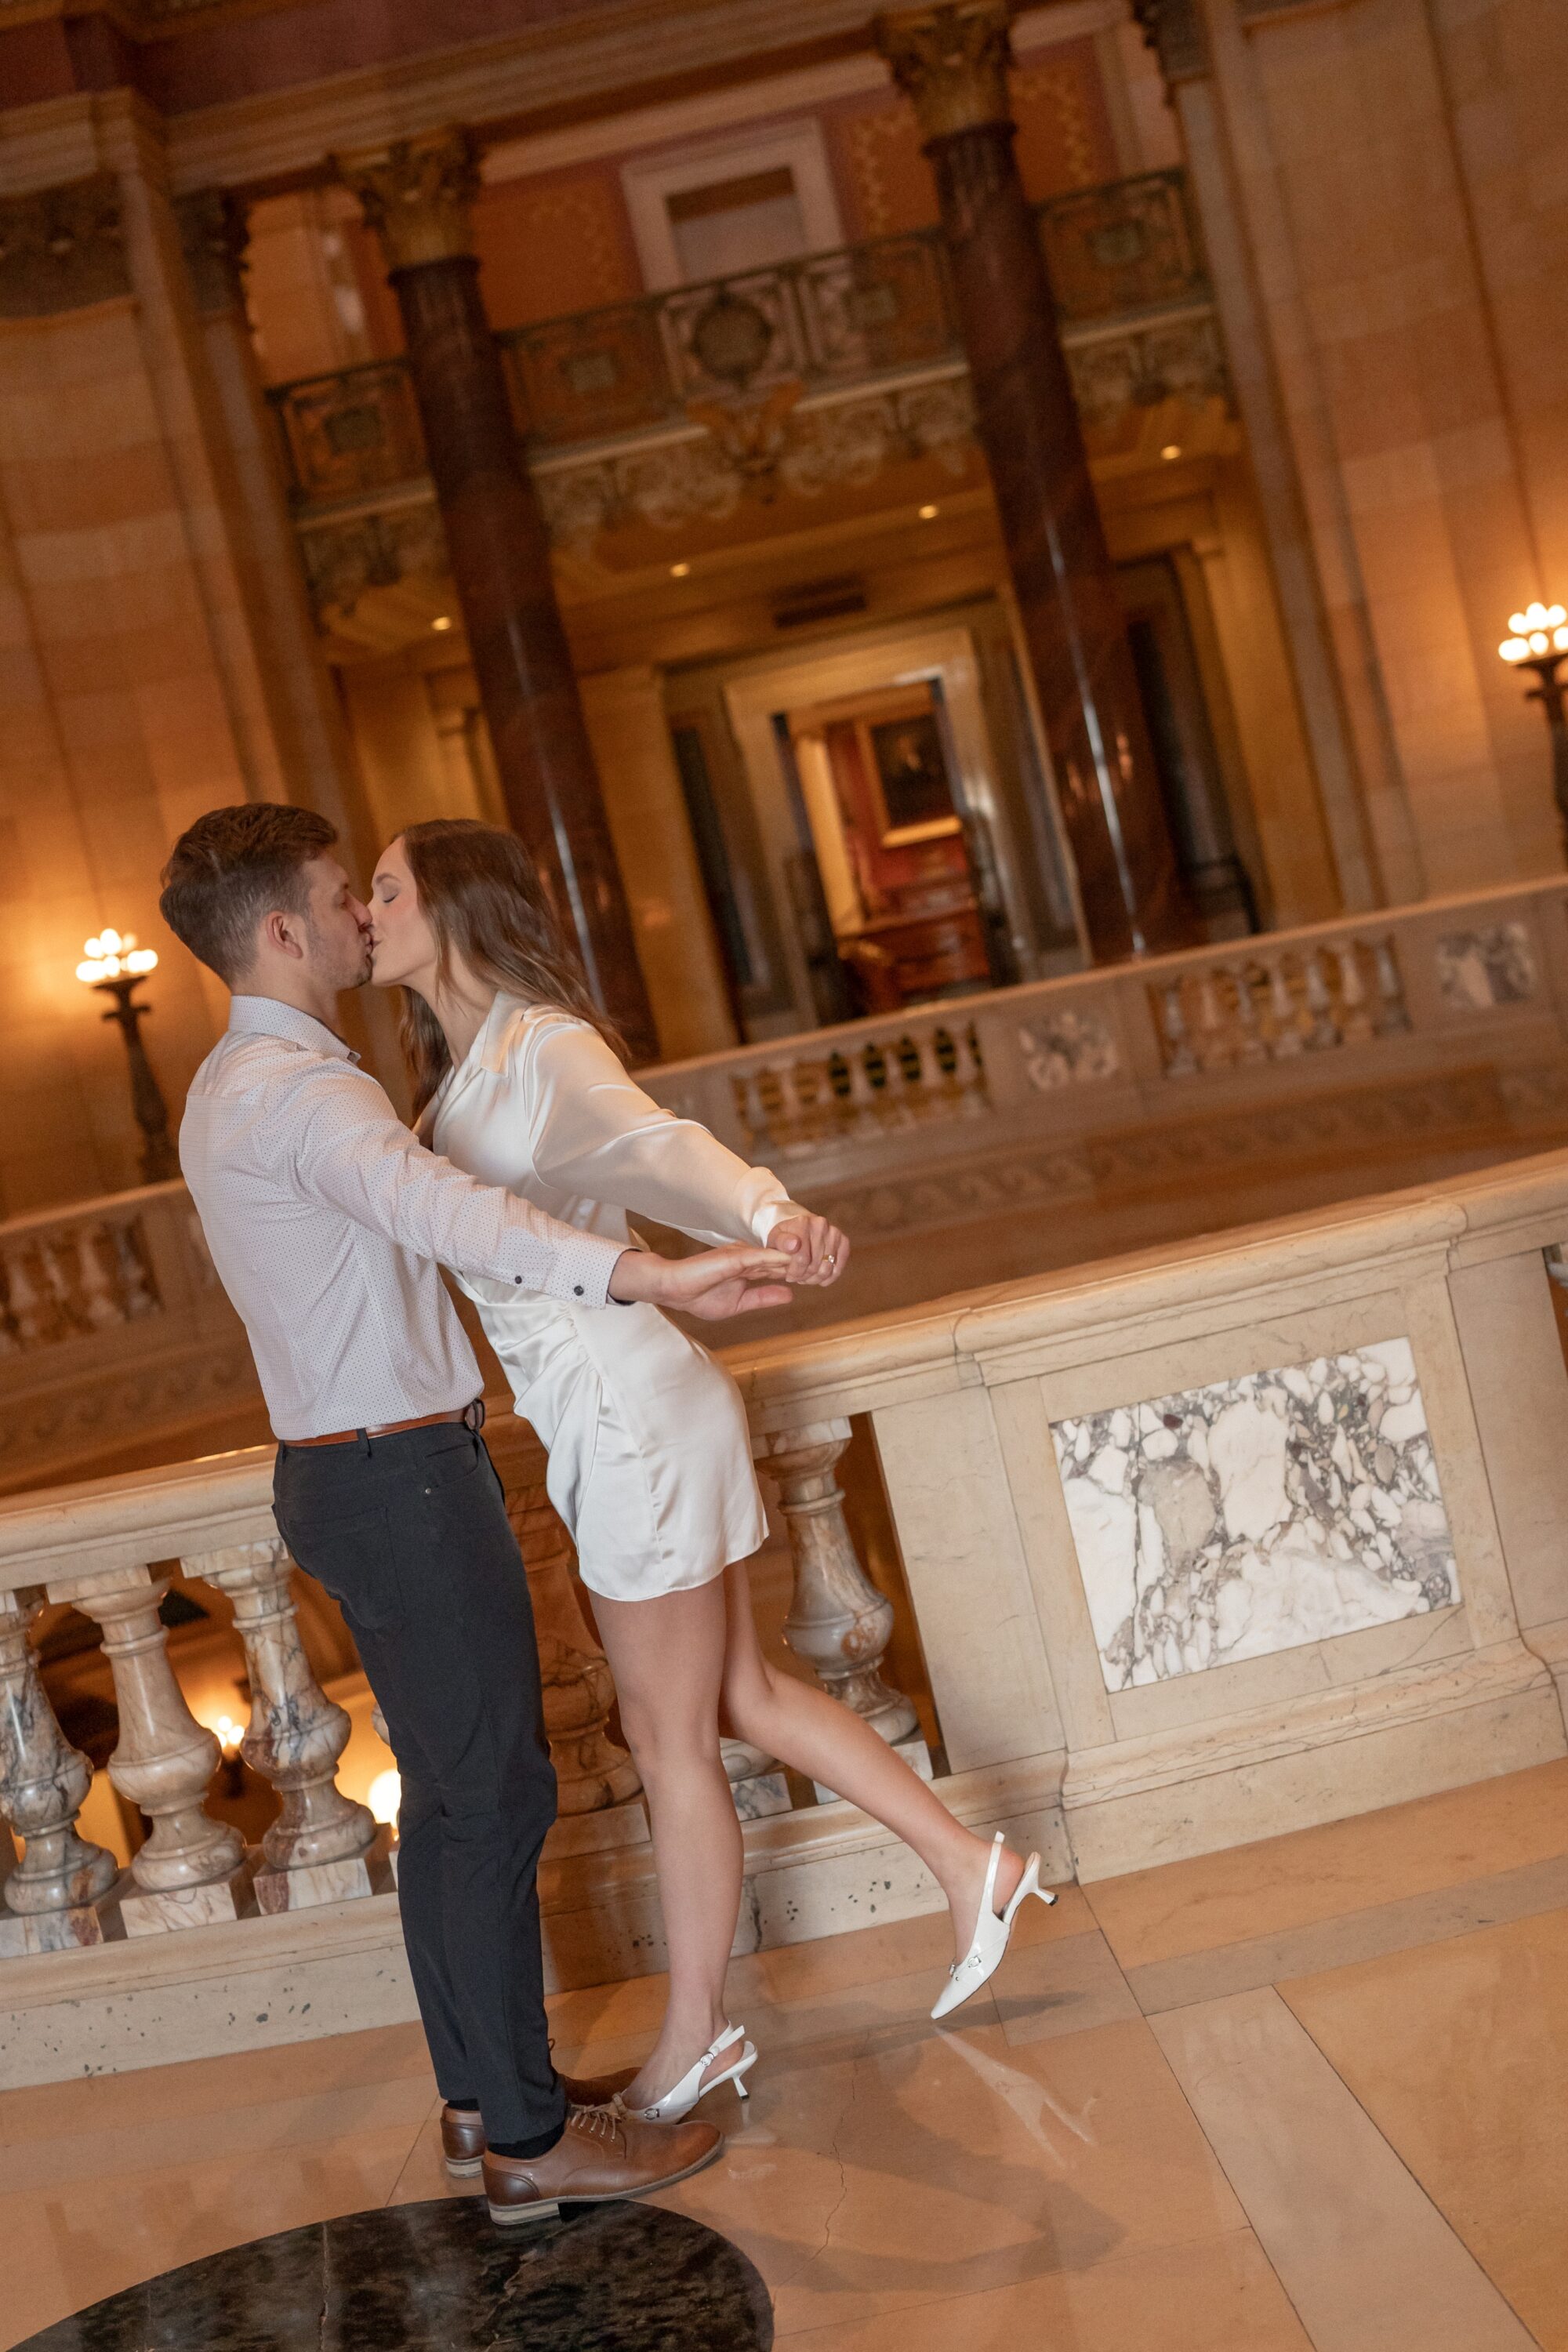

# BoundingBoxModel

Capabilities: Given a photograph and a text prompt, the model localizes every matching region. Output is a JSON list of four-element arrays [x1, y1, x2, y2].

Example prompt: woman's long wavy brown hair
[[394, 818, 623, 1123]]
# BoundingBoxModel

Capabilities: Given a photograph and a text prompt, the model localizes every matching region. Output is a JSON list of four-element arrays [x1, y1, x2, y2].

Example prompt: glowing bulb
[[1160, 443, 1182, 461], [1555, 628, 1568, 652], [77, 927, 157, 985], [918, 503, 939, 520], [368, 1769, 402, 1825], [1501, 637, 1530, 663], [670, 562, 691, 578], [430, 614, 452, 631], [207, 1711, 246, 1756], [1530, 632, 1550, 653]]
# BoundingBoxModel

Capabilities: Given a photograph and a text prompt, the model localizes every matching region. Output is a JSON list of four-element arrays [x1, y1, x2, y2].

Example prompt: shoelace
[[569, 2103, 622, 2145]]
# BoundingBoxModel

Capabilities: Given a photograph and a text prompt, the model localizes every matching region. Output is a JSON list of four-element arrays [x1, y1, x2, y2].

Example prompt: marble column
[[191, 1540, 381, 1912], [0, 1588, 121, 1955], [62, 1567, 250, 1935], [755, 1421, 923, 1760], [336, 129, 657, 1060], [877, 1, 1194, 960]]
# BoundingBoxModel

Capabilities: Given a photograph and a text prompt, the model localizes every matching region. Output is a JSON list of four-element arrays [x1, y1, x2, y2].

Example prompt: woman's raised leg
[[592, 1577, 745, 2110], [717, 1560, 1026, 1958]]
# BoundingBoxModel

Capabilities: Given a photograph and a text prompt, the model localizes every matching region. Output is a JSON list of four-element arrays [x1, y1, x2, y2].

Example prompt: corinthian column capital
[[875, 0, 1014, 142], [336, 125, 481, 271]]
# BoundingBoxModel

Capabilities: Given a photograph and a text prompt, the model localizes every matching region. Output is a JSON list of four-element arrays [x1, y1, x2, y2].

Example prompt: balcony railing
[[267, 170, 1218, 514]]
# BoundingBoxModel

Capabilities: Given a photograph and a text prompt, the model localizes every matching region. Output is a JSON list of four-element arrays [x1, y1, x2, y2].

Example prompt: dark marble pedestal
[[15, 2197, 773, 2351]]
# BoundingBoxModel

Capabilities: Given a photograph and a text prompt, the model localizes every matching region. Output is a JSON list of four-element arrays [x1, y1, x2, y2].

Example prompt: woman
[[368, 818, 1051, 2122]]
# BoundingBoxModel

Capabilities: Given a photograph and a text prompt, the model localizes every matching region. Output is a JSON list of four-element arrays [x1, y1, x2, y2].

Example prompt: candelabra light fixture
[[1500, 602, 1568, 853], [75, 927, 180, 1185]]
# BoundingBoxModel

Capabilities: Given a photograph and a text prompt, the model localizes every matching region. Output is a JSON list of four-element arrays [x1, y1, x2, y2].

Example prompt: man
[[162, 803, 793, 2225]]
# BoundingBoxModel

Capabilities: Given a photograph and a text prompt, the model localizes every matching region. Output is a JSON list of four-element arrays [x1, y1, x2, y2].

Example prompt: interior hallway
[[5, 1756, 1568, 2350]]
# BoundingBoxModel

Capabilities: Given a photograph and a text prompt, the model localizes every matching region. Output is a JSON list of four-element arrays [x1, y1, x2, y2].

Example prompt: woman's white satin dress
[[430, 995, 801, 1602]]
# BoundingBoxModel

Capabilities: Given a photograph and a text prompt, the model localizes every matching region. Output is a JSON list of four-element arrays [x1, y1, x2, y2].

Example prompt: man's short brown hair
[[160, 804, 339, 985]]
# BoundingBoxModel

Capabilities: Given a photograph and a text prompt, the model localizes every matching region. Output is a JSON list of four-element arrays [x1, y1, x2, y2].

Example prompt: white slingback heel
[[619, 2021, 757, 2125], [931, 1833, 1057, 2021]]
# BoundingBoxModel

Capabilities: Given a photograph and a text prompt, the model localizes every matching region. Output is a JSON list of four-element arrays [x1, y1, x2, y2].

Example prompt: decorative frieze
[[0, 174, 128, 320], [1052, 1339, 1459, 1692], [1436, 923, 1537, 1012]]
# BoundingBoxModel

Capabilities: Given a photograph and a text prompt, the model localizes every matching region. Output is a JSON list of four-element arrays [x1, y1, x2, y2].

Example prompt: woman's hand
[[609, 1243, 795, 1320], [768, 1214, 850, 1286]]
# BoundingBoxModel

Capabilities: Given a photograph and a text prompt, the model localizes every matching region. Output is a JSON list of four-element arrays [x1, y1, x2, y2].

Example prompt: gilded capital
[[336, 126, 481, 271], [875, 0, 1014, 142]]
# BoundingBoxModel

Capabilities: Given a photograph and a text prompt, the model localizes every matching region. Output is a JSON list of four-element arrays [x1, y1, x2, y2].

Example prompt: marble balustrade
[[640, 874, 1568, 1178], [0, 1180, 252, 1496], [6, 1146, 1568, 2082]]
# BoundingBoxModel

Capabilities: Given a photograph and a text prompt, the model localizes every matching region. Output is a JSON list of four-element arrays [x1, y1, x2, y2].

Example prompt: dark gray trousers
[[273, 1417, 564, 2148]]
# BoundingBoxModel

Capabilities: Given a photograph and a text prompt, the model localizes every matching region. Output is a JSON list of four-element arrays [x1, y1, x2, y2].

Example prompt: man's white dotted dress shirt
[[180, 996, 625, 1441]]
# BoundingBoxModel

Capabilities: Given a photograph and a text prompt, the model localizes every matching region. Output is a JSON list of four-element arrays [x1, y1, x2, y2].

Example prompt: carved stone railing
[[0, 1181, 255, 1497], [11, 1143, 1568, 2080], [637, 879, 1568, 1247], [265, 169, 1224, 604]]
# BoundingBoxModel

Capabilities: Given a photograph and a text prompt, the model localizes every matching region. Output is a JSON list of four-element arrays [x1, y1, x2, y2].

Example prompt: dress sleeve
[[527, 1019, 805, 1247]]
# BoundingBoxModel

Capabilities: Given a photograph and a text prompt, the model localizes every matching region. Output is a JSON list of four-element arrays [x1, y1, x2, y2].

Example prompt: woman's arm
[[526, 1018, 804, 1247]]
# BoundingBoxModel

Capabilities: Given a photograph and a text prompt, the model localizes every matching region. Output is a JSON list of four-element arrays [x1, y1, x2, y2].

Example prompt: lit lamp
[[75, 929, 180, 1184], [1500, 602, 1568, 849]]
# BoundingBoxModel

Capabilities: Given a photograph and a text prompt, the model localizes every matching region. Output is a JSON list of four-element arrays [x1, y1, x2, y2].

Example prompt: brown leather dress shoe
[[481, 2103, 721, 2226], [440, 2069, 640, 2178]]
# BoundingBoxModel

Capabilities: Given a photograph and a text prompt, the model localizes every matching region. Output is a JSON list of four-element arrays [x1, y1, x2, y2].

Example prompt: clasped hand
[[608, 1216, 849, 1321]]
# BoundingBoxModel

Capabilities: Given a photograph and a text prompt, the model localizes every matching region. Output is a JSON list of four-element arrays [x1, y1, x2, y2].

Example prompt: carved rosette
[[875, 0, 1014, 142], [336, 127, 482, 273]]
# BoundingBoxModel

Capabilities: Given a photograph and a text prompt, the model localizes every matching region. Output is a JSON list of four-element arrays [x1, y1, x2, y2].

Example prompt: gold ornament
[[875, 0, 1014, 142], [336, 125, 481, 271]]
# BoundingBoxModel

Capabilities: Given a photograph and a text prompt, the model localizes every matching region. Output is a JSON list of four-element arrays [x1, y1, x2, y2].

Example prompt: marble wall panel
[[1051, 1339, 1458, 1692], [1436, 923, 1537, 1011]]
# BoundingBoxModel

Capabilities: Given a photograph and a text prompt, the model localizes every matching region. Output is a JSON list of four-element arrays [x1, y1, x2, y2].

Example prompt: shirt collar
[[227, 995, 361, 1064]]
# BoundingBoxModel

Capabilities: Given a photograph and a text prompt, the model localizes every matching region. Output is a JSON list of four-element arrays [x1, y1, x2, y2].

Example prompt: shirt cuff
[[500, 1225, 623, 1309]]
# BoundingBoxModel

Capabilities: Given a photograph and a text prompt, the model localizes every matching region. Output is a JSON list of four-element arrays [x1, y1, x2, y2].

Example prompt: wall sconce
[[75, 929, 179, 1185], [1500, 603, 1568, 851]]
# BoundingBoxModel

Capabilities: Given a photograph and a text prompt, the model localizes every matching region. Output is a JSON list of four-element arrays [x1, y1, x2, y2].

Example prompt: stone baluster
[[6, 1248, 51, 1348], [1159, 980, 1198, 1075], [0, 1588, 121, 1955], [1373, 936, 1410, 1033], [63, 1566, 249, 1934], [962, 1020, 987, 1100], [74, 1224, 125, 1330], [1334, 940, 1374, 1043], [755, 1421, 920, 1751], [1230, 964, 1268, 1062], [0, 1262, 20, 1356], [1264, 956, 1305, 1055], [112, 1223, 158, 1318], [1192, 969, 1232, 1069], [844, 1042, 881, 1131], [488, 1417, 640, 1813], [1301, 949, 1340, 1049], [191, 1539, 380, 1913]]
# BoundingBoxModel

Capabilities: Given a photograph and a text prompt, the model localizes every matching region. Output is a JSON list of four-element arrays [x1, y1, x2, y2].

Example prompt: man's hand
[[769, 1214, 850, 1287], [608, 1243, 796, 1321]]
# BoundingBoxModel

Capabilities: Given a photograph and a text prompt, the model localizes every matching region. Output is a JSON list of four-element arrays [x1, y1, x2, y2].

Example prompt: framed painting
[[862, 709, 962, 847]]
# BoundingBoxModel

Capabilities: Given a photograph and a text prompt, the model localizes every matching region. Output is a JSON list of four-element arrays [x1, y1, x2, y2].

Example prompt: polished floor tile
[[7, 1766, 1568, 2351], [1086, 1759, 1568, 1971], [1153, 1987, 1535, 2350], [1283, 1907, 1568, 2349], [780, 2230, 1313, 2350]]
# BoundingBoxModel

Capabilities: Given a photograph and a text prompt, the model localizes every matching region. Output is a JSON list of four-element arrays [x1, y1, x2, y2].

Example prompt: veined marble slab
[[1051, 1338, 1458, 1691]]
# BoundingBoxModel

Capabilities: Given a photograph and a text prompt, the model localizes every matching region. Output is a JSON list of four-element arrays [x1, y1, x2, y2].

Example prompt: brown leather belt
[[286, 1404, 479, 1450]]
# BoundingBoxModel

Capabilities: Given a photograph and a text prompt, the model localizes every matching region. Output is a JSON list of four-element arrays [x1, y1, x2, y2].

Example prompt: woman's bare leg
[[718, 1561, 1025, 1957], [593, 1577, 745, 2108]]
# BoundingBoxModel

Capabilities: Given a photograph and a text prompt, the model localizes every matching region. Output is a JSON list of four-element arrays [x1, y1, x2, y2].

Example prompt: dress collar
[[227, 995, 361, 1063]]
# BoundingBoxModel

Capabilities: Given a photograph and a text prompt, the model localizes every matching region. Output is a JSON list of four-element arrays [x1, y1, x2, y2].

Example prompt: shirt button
[[514, 1275, 523, 1284], [573, 1284, 584, 1296]]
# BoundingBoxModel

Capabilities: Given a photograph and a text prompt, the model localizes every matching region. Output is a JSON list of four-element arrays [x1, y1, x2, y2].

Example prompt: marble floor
[[6, 1759, 1568, 2350]]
